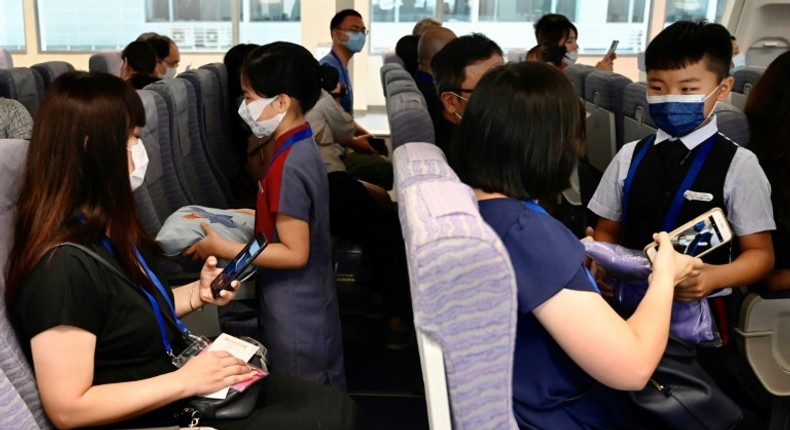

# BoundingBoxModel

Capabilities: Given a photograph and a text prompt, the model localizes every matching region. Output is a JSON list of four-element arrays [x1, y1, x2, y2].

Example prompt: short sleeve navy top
[[479, 198, 643, 429]]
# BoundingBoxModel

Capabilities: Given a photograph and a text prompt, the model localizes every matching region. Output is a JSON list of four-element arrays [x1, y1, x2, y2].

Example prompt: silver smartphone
[[644, 208, 733, 263]]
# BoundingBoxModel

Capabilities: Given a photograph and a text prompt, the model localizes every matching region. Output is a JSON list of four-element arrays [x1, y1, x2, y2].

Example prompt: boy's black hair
[[432, 33, 502, 95], [645, 20, 732, 82], [448, 62, 586, 200], [534, 13, 577, 46], [330, 9, 362, 32], [395, 34, 420, 76]]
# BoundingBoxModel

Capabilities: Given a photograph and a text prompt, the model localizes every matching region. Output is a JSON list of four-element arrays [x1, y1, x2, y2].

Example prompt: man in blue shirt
[[320, 9, 367, 115]]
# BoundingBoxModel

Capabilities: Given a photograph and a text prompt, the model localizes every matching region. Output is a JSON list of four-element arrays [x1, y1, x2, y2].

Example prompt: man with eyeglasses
[[320, 9, 394, 190], [431, 33, 503, 154]]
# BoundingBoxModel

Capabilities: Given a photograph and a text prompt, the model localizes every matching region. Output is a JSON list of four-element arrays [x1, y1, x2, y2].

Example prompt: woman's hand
[[650, 232, 703, 287], [176, 350, 256, 397], [595, 53, 616, 71]]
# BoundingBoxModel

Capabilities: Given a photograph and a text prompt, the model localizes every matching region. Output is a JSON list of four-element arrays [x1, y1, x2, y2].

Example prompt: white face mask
[[238, 96, 286, 138], [163, 66, 177, 79], [128, 138, 149, 191], [563, 50, 578, 66]]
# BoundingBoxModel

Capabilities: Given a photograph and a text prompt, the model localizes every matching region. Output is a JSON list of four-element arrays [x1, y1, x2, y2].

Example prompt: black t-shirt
[[13, 242, 186, 387], [434, 115, 457, 155]]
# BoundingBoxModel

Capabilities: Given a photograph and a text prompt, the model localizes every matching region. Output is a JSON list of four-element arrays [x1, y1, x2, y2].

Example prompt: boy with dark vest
[[588, 20, 775, 415]]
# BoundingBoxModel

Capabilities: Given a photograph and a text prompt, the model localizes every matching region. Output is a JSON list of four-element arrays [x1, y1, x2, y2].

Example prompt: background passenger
[[224, 43, 260, 199], [414, 26, 456, 128], [395, 34, 420, 76], [120, 40, 160, 89], [534, 13, 616, 71], [448, 61, 701, 429], [137, 33, 181, 78], [0, 97, 33, 139], [744, 51, 790, 292], [412, 17, 441, 36], [431, 33, 503, 153], [6, 71, 357, 429], [185, 42, 346, 389]]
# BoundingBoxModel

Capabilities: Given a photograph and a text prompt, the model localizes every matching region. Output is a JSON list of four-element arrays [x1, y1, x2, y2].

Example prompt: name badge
[[683, 190, 714, 202]]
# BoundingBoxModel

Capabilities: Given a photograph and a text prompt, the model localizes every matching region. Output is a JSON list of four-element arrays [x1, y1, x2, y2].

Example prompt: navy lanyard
[[330, 50, 352, 98], [260, 126, 313, 182], [101, 237, 190, 358], [522, 199, 601, 294], [622, 133, 717, 232]]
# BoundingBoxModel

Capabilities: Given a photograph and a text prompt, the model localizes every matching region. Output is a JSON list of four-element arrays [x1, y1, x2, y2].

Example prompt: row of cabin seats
[[0, 61, 75, 120], [380, 63, 435, 151]]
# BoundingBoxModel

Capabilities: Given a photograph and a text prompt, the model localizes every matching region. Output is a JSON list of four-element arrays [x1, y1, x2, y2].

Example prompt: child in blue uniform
[[448, 61, 701, 429], [187, 42, 345, 389]]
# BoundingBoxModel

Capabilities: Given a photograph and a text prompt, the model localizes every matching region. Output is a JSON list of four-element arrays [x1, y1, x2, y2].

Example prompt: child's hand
[[674, 265, 716, 301]]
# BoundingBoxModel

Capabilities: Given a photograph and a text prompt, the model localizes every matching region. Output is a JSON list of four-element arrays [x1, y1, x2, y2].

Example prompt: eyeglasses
[[336, 27, 369, 36]]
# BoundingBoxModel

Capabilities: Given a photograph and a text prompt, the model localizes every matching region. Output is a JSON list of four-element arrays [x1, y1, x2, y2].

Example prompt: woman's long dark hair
[[6, 72, 157, 309], [744, 51, 790, 230]]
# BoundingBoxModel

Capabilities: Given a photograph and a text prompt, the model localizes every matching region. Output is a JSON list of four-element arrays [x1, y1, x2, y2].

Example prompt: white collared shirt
[[588, 115, 775, 237]]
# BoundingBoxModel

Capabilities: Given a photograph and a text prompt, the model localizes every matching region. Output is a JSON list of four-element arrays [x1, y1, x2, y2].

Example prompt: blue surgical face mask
[[731, 54, 746, 73], [646, 86, 720, 137], [341, 31, 366, 53]]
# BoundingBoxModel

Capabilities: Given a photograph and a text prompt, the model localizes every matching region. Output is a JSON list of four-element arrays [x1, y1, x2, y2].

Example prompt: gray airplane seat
[[387, 79, 420, 98], [179, 69, 240, 202], [383, 48, 406, 68], [736, 290, 790, 430], [622, 82, 657, 143], [31, 61, 75, 90], [0, 138, 52, 429], [583, 70, 632, 173], [147, 79, 229, 210], [732, 66, 765, 98], [199, 63, 229, 111], [384, 68, 415, 90], [88, 51, 123, 77], [563, 63, 597, 98], [380, 62, 405, 96], [745, 38, 788, 69], [716, 109, 751, 148], [0, 67, 45, 119], [0, 48, 13, 69]]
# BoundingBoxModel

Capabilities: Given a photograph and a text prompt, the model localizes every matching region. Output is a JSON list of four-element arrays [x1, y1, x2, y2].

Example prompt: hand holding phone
[[210, 232, 269, 298], [644, 208, 733, 263], [605, 40, 619, 58], [368, 137, 388, 156]]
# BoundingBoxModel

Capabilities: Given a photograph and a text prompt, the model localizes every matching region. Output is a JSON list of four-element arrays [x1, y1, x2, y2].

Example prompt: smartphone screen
[[210, 232, 268, 297], [669, 215, 725, 257]]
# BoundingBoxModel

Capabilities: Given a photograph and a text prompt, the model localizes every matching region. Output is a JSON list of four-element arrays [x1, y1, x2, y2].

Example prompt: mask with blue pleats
[[646, 85, 721, 138], [341, 31, 366, 53]]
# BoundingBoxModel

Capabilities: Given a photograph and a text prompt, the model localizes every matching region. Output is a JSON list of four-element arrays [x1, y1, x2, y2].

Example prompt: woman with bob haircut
[[7, 71, 358, 429], [448, 61, 702, 428], [186, 42, 346, 389]]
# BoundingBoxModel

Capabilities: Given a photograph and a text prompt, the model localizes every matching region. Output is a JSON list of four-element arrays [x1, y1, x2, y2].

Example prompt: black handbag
[[628, 337, 743, 430], [186, 336, 268, 421]]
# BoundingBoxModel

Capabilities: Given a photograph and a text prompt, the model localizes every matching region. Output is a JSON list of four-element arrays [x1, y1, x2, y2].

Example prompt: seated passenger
[[185, 42, 346, 389], [137, 33, 181, 79], [431, 33, 502, 154], [526, 40, 567, 67], [0, 97, 32, 139], [6, 71, 359, 429], [414, 26, 456, 128], [744, 51, 790, 292], [120, 40, 160, 89], [448, 61, 702, 428], [395, 34, 420, 76], [535, 13, 616, 71]]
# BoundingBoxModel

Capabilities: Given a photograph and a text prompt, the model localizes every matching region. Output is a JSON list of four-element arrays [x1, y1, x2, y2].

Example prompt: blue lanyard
[[101, 238, 190, 358], [260, 126, 313, 181], [522, 199, 601, 294], [622, 133, 717, 232], [414, 71, 434, 84], [330, 50, 352, 97]]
